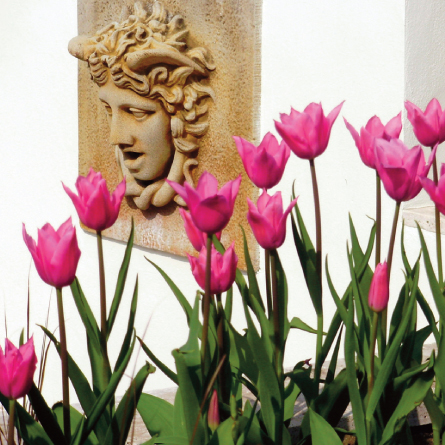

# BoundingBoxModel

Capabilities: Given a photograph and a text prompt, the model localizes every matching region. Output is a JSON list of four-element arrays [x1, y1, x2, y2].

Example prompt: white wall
[[0, 0, 441, 406]]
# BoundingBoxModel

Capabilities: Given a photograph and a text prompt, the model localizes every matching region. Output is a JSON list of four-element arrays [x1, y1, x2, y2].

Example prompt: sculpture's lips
[[123, 151, 145, 170]]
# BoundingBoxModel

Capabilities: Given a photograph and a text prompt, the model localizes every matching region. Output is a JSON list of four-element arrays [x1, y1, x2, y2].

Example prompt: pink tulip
[[274, 102, 344, 160], [247, 190, 298, 250], [374, 138, 437, 202], [344, 113, 402, 169], [420, 163, 445, 215], [208, 389, 220, 432], [179, 208, 221, 251], [233, 133, 290, 189], [168, 172, 241, 235], [23, 218, 81, 288], [0, 338, 37, 399], [63, 168, 126, 232], [188, 243, 238, 294], [405, 99, 445, 147], [368, 262, 389, 313]]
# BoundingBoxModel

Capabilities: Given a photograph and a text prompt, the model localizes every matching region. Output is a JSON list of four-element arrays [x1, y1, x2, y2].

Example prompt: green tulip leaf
[[107, 218, 134, 337], [308, 408, 343, 445], [380, 369, 434, 445], [103, 362, 155, 445], [28, 384, 67, 445], [366, 262, 419, 421], [145, 257, 192, 325], [39, 325, 110, 441], [52, 402, 97, 445], [114, 276, 138, 372], [344, 293, 367, 445], [70, 278, 110, 397], [137, 336, 178, 385], [137, 394, 175, 439]]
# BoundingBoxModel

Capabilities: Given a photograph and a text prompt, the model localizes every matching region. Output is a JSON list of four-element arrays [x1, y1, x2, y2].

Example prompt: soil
[[339, 424, 435, 445]]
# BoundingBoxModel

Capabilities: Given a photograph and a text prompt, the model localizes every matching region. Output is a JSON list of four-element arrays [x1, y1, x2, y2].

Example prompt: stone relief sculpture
[[68, 1, 215, 210]]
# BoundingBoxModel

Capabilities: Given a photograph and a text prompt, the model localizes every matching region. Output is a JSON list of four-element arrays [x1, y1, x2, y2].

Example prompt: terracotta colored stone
[[71, 0, 261, 268]]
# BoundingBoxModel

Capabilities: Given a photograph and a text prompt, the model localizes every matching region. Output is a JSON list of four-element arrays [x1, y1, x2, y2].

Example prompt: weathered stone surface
[[73, 0, 262, 267]]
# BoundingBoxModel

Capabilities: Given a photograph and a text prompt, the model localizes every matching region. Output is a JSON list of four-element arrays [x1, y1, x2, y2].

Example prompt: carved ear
[[68, 36, 96, 61], [125, 49, 208, 76]]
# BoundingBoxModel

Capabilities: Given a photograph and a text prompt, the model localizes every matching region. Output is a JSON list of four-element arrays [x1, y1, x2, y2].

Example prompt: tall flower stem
[[387, 202, 401, 277], [201, 235, 213, 378], [215, 292, 228, 404], [310, 159, 323, 387], [368, 311, 379, 398], [265, 250, 272, 317], [270, 249, 283, 445], [8, 399, 15, 445], [97, 231, 109, 390], [376, 173, 381, 267], [382, 202, 401, 339], [432, 156, 443, 286], [56, 287, 70, 443]]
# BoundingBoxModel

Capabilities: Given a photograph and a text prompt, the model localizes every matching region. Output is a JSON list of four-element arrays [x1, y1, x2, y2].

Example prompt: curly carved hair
[[85, 1, 215, 155]]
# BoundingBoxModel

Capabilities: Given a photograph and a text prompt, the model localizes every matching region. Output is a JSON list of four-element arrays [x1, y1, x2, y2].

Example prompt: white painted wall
[[0, 0, 442, 405]]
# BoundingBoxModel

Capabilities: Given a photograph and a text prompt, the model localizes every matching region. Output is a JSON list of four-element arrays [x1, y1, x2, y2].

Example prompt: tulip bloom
[[420, 163, 445, 215], [374, 138, 436, 202], [368, 262, 389, 313], [168, 172, 241, 234], [233, 133, 290, 189], [188, 243, 238, 294], [208, 389, 220, 432], [274, 102, 344, 160], [344, 113, 402, 169], [247, 190, 298, 250], [0, 338, 37, 400], [63, 168, 126, 232], [405, 98, 445, 148], [179, 208, 221, 251], [23, 218, 81, 288]]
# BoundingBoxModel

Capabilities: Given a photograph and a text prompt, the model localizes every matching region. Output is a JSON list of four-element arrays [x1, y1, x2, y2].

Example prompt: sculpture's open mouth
[[123, 151, 143, 161]]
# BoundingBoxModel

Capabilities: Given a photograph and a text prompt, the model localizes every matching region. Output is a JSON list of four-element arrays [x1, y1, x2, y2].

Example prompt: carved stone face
[[98, 79, 173, 183]]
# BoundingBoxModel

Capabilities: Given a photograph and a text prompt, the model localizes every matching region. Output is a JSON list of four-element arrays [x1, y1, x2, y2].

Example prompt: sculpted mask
[[68, 1, 215, 209]]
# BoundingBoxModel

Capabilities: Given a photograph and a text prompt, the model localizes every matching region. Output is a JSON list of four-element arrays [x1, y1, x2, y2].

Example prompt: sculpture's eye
[[128, 107, 153, 121]]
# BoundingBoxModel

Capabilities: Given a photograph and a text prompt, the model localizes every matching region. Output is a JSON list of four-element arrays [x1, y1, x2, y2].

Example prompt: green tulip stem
[[368, 311, 379, 400], [387, 202, 400, 277], [309, 159, 322, 285], [382, 201, 400, 340], [310, 158, 324, 388], [201, 235, 213, 380], [96, 231, 110, 391], [432, 155, 443, 286], [376, 173, 381, 267], [8, 399, 15, 445], [270, 249, 283, 445], [56, 287, 71, 443], [215, 292, 227, 404], [265, 250, 272, 318]]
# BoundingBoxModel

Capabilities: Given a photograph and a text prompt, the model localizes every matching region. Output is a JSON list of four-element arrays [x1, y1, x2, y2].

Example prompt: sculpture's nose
[[109, 115, 134, 148]]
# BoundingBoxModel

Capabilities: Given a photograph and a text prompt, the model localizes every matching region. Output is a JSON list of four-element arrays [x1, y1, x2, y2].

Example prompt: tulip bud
[[405, 98, 445, 148], [63, 168, 126, 232], [368, 262, 389, 313], [179, 208, 221, 251], [374, 138, 437, 202], [275, 102, 343, 160], [168, 172, 241, 235], [188, 243, 238, 294], [247, 190, 298, 250], [0, 338, 37, 400], [23, 218, 81, 288], [208, 390, 220, 432], [233, 133, 290, 189]]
